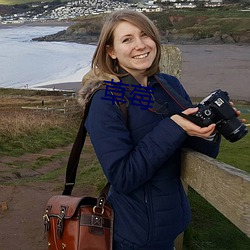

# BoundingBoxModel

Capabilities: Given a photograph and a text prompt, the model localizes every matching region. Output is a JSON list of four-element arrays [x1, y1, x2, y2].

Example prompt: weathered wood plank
[[181, 149, 250, 238]]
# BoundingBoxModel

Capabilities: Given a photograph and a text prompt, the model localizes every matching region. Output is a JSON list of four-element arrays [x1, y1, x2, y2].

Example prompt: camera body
[[187, 89, 248, 142]]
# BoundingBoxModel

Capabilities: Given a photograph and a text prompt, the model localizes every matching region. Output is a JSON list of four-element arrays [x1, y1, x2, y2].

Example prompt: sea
[[0, 25, 95, 89]]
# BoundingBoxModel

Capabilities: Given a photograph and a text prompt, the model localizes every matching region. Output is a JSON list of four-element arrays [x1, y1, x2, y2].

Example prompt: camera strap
[[154, 75, 194, 111]]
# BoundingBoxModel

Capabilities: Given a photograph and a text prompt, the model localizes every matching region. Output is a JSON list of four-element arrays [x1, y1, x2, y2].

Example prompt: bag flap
[[46, 195, 96, 218]]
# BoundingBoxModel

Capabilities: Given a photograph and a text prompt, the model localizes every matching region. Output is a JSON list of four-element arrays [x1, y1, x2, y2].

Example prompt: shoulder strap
[[62, 85, 128, 196], [62, 87, 105, 195], [62, 114, 87, 195]]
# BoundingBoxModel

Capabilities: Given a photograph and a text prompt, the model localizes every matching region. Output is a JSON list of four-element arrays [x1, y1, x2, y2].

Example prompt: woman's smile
[[133, 52, 149, 59]]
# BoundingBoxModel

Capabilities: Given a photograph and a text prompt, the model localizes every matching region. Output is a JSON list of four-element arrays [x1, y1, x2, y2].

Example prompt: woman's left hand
[[170, 107, 217, 139], [230, 101, 246, 123]]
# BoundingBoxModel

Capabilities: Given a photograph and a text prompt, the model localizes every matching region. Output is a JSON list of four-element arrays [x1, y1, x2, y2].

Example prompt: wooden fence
[[174, 150, 250, 250], [21, 102, 81, 116], [21, 106, 67, 113]]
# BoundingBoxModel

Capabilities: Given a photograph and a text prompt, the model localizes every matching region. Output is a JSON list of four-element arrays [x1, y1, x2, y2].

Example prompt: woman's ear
[[106, 45, 116, 60]]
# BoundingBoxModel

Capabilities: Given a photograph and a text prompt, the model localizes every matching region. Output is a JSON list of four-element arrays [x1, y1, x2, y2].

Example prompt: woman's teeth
[[133, 53, 148, 59]]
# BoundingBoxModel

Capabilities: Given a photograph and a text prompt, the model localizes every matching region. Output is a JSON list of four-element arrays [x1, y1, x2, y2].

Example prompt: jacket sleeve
[[184, 133, 221, 158], [85, 90, 188, 194]]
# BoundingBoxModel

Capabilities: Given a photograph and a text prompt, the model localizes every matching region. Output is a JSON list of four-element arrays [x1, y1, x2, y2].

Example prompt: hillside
[[0, 0, 62, 15], [33, 11, 250, 44]]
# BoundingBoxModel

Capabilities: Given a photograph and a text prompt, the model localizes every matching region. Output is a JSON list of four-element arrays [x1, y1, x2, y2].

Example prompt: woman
[[79, 10, 221, 250]]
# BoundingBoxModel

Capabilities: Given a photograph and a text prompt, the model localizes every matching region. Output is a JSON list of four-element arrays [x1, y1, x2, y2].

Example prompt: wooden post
[[159, 45, 182, 79], [161, 44, 184, 250], [174, 233, 184, 250]]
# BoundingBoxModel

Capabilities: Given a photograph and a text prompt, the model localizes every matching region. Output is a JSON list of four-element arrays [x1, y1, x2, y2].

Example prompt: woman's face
[[107, 21, 157, 77]]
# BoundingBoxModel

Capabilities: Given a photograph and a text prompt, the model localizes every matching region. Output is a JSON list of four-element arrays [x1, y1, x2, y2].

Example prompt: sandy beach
[[177, 44, 250, 102], [37, 44, 250, 102]]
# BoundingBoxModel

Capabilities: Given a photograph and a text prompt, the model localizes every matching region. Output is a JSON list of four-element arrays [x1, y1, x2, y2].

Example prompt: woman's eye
[[122, 38, 132, 43]]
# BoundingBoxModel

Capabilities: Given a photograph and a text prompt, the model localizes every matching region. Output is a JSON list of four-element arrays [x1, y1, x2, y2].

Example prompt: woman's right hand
[[170, 107, 216, 139]]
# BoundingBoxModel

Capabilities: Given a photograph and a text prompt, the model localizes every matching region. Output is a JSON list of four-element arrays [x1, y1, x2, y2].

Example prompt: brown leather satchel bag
[[43, 100, 114, 249], [43, 184, 113, 250]]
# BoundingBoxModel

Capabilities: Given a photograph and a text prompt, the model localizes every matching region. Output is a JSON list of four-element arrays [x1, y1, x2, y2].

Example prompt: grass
[[217, 135, 250, 172], [217, 112, 250, 172], [184, 188, 250, 250], [0, 88, 81, 156], [76, 156, 107, 194], [0, 112, 78, 156], [9, 151, 67, 170]]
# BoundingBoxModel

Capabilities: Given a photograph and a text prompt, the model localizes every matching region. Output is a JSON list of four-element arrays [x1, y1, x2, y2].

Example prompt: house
[[174, 3, 197, 9]]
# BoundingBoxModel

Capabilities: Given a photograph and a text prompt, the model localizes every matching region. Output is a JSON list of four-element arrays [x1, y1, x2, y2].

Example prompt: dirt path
[[0, 139, 93, 250], [0, 185, 55, 250]]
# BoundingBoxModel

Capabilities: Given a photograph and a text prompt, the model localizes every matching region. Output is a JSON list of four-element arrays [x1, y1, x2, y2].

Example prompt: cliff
[[33, 12, 250, 45]]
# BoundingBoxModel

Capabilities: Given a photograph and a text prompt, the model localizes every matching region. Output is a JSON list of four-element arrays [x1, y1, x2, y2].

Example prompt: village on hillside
[[0, 0, 224, 25]]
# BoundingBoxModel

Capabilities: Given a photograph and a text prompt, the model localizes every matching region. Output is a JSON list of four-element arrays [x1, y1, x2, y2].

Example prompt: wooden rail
[[21, 106, 66, 113], [21, 103, 81, 115], [174, 149, 250, 249]]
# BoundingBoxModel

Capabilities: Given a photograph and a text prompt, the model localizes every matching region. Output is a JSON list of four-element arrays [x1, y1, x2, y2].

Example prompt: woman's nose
[[134, 37, 146, 50]]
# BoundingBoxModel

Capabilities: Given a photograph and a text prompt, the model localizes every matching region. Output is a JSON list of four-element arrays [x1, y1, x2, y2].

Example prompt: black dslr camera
[[182, 89, 248, 142]]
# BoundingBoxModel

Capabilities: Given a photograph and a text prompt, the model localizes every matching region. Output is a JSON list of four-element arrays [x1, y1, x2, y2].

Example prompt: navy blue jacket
[[85, 73, 220, 249]]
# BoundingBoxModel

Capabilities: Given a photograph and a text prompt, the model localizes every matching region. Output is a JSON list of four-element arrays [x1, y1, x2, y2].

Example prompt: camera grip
[[178, 113, 208, 127]]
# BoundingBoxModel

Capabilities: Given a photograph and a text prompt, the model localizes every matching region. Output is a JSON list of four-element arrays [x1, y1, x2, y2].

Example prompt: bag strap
[[62, 114, 87, 195], [62, 85, 127, 196]]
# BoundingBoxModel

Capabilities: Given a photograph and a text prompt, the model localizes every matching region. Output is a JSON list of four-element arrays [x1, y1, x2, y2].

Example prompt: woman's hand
[[230, 101, 246, 123], [171, 107, 216, 139]]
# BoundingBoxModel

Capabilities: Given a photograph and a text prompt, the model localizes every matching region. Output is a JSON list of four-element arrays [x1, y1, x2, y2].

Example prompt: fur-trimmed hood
[[78, 69, 120, 109]]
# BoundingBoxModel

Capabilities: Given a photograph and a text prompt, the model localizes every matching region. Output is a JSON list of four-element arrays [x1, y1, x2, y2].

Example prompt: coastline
[[35, 81, 82, 92], [34, 43, 250, 102], [1, 23, 249, 101]]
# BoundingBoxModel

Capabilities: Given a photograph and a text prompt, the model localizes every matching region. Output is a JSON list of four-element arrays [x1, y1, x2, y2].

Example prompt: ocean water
[[0, 25, 96, 89]]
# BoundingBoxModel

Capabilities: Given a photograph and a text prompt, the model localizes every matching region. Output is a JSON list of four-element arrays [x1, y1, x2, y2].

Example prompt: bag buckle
[[91, 215, 103, 227], [43, 207, 51, 233], [56, 206, 66, 238], [93, 205, 104, 215]]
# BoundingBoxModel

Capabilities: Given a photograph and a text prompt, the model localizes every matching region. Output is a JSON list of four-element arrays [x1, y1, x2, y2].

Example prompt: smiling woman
[[75, 9, 230, 250]]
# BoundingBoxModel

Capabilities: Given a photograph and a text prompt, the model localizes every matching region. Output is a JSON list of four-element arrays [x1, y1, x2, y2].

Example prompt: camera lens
[[217, 118, 248, 142], [228, 123, 248, 142]]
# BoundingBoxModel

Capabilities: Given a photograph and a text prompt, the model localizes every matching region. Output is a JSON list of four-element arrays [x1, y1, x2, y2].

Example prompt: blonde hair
[[92, 10, 161, 77]]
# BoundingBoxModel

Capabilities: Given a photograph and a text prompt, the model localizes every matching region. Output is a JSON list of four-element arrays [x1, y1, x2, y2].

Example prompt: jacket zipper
[[145, 184, 154, 243]]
